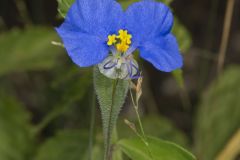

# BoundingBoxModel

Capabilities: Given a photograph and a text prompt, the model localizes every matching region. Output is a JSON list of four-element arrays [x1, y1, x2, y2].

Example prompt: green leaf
[[57, 0, 75, 18], [34, 129, 105, 160], [52, 67, 92, 104], [119, 0, 173, 10], [118, 136, 196, 160], [0, 92, 33, 160], [34, 130, 89, 160], [172, 19, 192, 53], [172, 69, 184, 88], [57, 0, 173, 16], [194, 65, 240, 160], [34, 68, 92, 133], [0, 27, 62, 76], [94, 67, 129, 158], [119, 115, 189, 148], [171, 19, 191, 91]]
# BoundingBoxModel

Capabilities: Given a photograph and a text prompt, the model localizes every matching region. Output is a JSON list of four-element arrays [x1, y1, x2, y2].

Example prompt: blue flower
[[56, 0, 183, 79]]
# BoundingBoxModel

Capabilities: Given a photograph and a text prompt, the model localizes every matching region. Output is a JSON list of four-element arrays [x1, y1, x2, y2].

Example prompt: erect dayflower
[[56, 0, 183, 79]]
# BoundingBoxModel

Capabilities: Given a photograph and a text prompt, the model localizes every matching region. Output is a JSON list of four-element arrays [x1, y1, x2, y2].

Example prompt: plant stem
[[33, 103, 69, 135], [135, 104, 146, 141], [217, 0, 235, 74], [14, 0, 31, 24], [105, 79, 119, 160], [111, 127, 123, 160], [129, 86, 154, 160], [88, 89, 96, 160]]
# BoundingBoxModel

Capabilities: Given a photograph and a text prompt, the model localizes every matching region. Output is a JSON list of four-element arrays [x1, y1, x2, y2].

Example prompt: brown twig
[[217, 0, 235, 74]]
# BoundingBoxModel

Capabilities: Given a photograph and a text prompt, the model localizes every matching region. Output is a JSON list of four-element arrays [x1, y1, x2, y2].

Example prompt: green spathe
[[94, 67, 129, 159]]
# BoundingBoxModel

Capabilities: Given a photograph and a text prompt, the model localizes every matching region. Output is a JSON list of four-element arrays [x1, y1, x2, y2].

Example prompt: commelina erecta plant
[[56, 0, 183, 79]]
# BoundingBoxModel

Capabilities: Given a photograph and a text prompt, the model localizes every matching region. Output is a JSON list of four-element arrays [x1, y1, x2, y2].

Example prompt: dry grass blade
[[216, 129, 240, 160], [217, 0, 235, 74]]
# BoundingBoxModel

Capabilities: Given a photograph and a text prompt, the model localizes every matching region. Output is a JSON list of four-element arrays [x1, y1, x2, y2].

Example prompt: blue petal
[[65, 0, 124, 38], [139, 34, 183, 72], [125, 0, 173, 45], [56, 24, 109, 67]]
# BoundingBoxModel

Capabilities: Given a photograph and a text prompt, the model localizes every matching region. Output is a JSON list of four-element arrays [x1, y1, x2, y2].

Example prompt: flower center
[[107, 29, 132, 53], [100, 29, 140, 79]]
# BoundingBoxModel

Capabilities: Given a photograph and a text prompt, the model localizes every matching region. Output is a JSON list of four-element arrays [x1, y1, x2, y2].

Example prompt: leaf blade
[[57, 0, 75, 18], [0, 27, 62, 76], [119, 136, 196, 160], [0, 92, 33, 160], [194, 65, 240, 160]]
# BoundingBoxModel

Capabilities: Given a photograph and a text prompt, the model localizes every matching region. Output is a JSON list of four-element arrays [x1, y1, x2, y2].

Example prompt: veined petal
[[125, 0, 173, 45], [65, 0, 124, 38], [56, 24, 109, 67], [139, 34, 183, 72]]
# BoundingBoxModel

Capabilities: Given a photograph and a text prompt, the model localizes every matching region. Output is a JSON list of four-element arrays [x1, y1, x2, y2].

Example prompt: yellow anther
[[107, 34, 117, 46], [106, 29, 132, 53], [116, 42, 129, 52], [122, 38, 132, 45], [117, 29, 132, 45]]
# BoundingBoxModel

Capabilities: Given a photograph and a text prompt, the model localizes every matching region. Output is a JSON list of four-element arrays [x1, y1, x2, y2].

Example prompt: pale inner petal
[[98, 56, 139, 79]]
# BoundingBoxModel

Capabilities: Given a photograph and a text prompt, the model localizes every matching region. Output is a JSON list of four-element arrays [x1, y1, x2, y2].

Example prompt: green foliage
[[119, 115, 189, 147], [34, 130, 89, 160], [173, 19, 192, 53], [171, 18, 192, 89], [119, 0, 173, 10], [0, 92, 33, 160], [171, 19, 192, 89], [51, 67, 92, 104], [0, 27, 62, 76], [57, 0, 75, 18], [118, 136, 196, 160], [57, 0, 173, 18], [33, 67, 92, 133], [142, 116, 189, 147], [194, 65, 240, 160], [94, 67, 129, 158], [34, 129, 106, 160], [172, 69, 184, 88]]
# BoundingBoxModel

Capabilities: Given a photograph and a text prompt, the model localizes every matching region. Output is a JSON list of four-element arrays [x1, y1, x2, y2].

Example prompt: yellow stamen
[[107, 29, 132, 53], [107, 34, 117, 46], [118, 29, 132, 44], [116, 42, 130, 52]]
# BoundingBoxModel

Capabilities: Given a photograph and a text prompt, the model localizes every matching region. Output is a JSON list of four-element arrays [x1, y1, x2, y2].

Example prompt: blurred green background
[[0, 0, 240, 159]]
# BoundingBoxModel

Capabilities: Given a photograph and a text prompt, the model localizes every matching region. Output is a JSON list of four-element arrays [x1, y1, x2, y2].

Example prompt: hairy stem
[[105, 79, 119, 160], [88, 89, 96, 160]]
